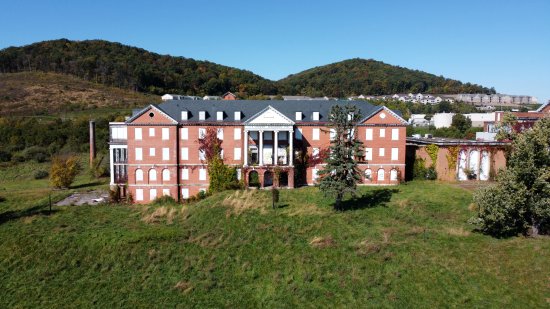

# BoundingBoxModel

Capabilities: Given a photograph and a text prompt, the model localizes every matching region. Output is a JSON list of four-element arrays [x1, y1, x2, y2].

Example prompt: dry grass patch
[[222, 190, 269, 216], [309, 236, 336, 248], [188, 232, 226, 248], [355, 239, 382, 256], [174, 281, 193, 294], [446, 227, 471, 237], [468, 203, 478, 212]]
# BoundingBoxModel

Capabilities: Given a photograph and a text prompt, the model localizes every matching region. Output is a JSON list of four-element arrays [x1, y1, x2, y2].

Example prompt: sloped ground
[[0, 168, 549, 307], [0, 71, 157, 115]]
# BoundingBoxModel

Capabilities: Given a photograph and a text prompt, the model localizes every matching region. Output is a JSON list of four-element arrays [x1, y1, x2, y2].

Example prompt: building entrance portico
[[243, 105, 296, 188]]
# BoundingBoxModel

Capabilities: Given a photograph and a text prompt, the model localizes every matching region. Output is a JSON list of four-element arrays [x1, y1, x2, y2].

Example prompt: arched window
[[377, 168, 385, 181], [135, 169, 143, 182], [162, 169, 170, 181], [149, 169, 157, 182], [390, 169, 398, 181], [364, 169, 372, 181]]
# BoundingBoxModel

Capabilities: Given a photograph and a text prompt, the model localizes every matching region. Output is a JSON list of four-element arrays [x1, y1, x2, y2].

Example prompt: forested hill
[[276, 59, 495, 97], [0, 39, 495, 98], [0, 39, 276, 97]]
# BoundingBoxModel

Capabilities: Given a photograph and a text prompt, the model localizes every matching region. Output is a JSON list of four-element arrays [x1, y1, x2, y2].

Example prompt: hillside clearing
[[0, 163, 548, 307]]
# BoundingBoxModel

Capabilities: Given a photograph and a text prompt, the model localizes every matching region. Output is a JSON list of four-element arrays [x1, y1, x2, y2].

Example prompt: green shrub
[[22, 146, 49, 162], [0, 150, 11, 162], [413, 158, 437, 180], [151, 195, 178, 206], [249, 172, 260, 188], [34, 170, 49, 179]]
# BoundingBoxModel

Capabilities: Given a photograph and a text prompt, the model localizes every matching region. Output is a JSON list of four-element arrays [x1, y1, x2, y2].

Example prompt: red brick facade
[[114, 104, 407, 204]]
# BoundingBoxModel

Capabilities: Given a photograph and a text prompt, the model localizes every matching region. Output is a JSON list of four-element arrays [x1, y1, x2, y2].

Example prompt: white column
[[244, 130, 248, 166], [259, 130, 264, 166], [289, 130, 294, 166], [274, 131, 279, 165], [109, 146, 115, 185]]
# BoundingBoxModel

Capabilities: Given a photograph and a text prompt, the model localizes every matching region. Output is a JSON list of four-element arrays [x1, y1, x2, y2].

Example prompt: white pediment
[[245, 106, 295, 125]]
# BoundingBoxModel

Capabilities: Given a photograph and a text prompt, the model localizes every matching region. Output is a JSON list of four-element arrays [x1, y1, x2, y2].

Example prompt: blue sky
[[1, 0, 549, 102]]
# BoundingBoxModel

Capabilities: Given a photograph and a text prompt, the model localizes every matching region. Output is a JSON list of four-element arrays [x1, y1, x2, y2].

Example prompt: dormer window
[[234, 111, 241, 121], [217, 111, 224, 121], [312, 112, 320, 121], [295, 112, 303, 121], [199, 111, 206, 121], [181, 111, 188, 121]]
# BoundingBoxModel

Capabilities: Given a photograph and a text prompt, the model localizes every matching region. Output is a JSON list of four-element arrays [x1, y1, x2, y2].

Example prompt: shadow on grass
[[339, 188, 398, 211], [0, 204, 59, 225], [70, 181, 102, 190]]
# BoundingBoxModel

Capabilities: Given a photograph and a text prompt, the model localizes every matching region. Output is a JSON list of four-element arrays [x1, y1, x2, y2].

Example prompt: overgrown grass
[[0, 165, 549, 307]]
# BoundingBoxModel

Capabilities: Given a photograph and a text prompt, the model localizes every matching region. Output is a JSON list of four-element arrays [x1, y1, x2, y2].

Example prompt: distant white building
[[203, 95, 222, 100], [161, 94, 201, 101], [465, 113, 495, 127], [433, 113, 455, 128]]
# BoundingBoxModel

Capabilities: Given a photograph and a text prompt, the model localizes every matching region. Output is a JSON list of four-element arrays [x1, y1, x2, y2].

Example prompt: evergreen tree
[[318, 105, 364, 210]]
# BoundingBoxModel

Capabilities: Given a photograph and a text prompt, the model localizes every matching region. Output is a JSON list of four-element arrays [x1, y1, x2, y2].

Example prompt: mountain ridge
[[0, 39, 495, 98]]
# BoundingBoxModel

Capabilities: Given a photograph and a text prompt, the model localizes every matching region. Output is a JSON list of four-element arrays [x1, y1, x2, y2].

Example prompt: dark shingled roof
[[134, 100, 400, 124]]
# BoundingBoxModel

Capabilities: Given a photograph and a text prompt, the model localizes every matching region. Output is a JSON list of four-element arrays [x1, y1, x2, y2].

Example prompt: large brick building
[[109, 100, 407, 203]]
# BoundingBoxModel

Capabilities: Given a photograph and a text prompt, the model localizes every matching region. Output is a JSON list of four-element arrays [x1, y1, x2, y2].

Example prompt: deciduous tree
[[50, 154, 81, 189]]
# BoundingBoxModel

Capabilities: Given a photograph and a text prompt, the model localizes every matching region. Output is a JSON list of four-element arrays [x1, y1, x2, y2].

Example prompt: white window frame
[[181, 188, 189, 199], [199, 149, 206, 161], [234, 111, 241, 121], [162, 169, 170, 181], [217, 128, 224, 140], [312, 112, 320, 121], [312, 168, 319, 181], [199, 111, 206, 121], [379, 128, 386, 138], [379, 148, 385, 157], [136, 169, 144, 181], [149, 148, 155, 157], [234, 128, 241, 140], [217, 111, 224, 121], [135, 128, 142, 140], [136, 189, 144, 201], [181, 111, 188, 121], [391, 148, 399, 161], [181, 168, 189, 180], [149, 169, 157, 181], [199, 168, 207, 181], [234, 147, 241, 160], [162, 128, 169, 140], [295, 112, 303, 121], [366, 128, 373, 141], [135, 148, 143, 161], [149, 128, 155, 137], [312, 147, 320, 159], [378, 169, 385, 181], [329, 128, 336, 141], [365, 148, 373, 161], [181, 128, 188, 140], [312, 128, 320, 140], [392, 128, 399, 141], [181, 147, 189, 160], [149, 189, 157, 201], [163, 189, 170, 196], [162, 148, 169, 161], [198, 128, 206, 139]]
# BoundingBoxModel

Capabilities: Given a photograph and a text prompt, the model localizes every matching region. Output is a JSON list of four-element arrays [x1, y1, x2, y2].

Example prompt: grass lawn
[[0, 163, 549, 307]]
